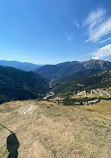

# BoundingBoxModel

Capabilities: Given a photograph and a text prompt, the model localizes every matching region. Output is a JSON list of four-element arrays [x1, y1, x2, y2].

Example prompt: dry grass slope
[[0, 100, 111, 158]]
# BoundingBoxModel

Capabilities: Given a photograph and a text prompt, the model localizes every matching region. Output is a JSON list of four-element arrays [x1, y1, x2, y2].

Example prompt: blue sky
[[0, 0, 111, 64]]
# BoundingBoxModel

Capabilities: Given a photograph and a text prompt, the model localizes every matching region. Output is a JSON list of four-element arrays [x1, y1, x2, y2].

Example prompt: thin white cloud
[[84, 8, 111, 42], [84, 8, 106, 27], [91, 44, 111, 59], [99, 37, 111, 43]]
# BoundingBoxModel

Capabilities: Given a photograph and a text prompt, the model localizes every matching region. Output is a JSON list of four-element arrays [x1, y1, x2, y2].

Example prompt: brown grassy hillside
[[0, 100, 111, 158]]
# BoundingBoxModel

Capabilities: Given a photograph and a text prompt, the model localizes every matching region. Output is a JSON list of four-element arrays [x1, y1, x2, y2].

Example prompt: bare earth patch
[[18, 104, 37, 115]]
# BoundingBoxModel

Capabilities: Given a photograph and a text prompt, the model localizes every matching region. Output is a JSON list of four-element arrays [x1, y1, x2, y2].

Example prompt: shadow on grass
[[0, 124, 20, 158]]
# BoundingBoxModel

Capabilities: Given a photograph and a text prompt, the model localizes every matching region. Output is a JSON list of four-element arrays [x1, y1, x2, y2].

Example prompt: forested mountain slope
[[0, 66, 49, 103], [53, 71, 111, 96], [35, 61, 84, 80]]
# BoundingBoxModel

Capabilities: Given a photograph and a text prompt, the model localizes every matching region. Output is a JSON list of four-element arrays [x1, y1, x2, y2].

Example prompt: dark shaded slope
[[35, 61, 84, 80], [51, 69, 101, 88], [0, 66, 49, 103], [53, 71, 111, 96]]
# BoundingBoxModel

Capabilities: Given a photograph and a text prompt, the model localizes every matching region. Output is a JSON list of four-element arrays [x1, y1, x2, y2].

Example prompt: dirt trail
[[77, 90, 86, 97], [98, 89, 110, 98]]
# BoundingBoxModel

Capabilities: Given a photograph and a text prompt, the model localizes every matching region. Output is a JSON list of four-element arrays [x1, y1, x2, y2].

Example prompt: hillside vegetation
[[53, 71, 111, 96], [0, 66, 49, 103]]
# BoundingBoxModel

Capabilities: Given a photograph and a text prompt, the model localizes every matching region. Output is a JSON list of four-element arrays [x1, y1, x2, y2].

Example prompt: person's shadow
[[7, 132, 19, 158], [0, 124, 20, 158]]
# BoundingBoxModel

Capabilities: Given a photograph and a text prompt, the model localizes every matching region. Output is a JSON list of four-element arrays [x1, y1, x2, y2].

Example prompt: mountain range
[[0, 60, 42, 71], [35, 59, 111, 80], [1, 59, 111, 103], [35, 59, 111, 96]]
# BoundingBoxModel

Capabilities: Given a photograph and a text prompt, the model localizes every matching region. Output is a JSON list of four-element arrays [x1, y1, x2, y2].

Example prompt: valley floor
[[0, 100, 111, 158]]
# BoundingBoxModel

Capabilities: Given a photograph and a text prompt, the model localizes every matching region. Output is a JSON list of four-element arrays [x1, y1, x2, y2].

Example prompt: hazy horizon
[[0, 58, 111, 66]]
